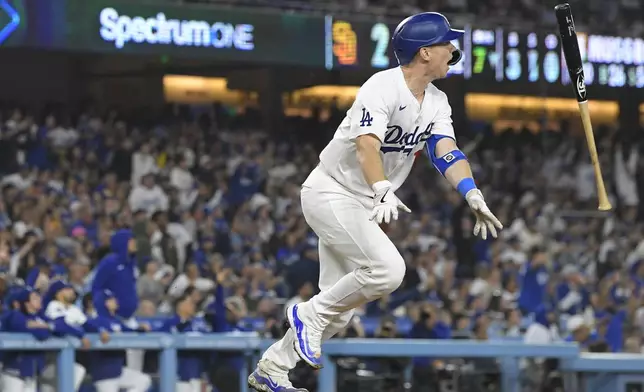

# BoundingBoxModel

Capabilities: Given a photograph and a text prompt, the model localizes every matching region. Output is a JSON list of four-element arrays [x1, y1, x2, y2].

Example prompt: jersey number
[[360, 108, 373, 127]]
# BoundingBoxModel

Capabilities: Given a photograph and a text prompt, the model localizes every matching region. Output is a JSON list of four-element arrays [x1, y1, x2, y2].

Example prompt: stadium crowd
[[0, 102, 643, 391]]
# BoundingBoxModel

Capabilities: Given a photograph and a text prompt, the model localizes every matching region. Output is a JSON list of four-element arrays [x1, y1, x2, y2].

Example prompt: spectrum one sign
[[98, 7, 255, 50]]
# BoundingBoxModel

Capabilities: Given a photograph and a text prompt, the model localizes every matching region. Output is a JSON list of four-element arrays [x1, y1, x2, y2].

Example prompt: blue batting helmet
[[392, 12, 464, 66]]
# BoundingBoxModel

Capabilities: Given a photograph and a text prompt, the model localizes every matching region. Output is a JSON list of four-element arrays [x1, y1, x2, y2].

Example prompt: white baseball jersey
[[306, 67, 456, 198], [45, 300, 88, 326]]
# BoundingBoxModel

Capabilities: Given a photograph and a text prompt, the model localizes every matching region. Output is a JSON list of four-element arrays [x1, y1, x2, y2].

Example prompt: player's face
[[424, 42, 457, 78]]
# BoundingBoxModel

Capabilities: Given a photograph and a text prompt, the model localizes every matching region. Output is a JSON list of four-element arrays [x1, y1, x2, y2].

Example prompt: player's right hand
[[370, 180, 411, 224]]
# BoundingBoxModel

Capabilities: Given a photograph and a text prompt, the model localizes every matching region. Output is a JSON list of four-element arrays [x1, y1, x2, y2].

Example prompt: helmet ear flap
[[448, 49, 463, 66]]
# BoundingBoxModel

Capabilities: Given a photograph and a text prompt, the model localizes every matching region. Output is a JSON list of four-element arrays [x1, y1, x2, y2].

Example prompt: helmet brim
[[442, 28, 465, 43]]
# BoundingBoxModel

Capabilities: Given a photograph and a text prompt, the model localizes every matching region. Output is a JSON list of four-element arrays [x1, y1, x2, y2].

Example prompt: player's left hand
[[465, 189, 503, 240]]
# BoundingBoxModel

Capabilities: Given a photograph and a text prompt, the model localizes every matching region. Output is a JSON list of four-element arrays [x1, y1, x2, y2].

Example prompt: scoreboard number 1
[[370, 23, 390, 68]]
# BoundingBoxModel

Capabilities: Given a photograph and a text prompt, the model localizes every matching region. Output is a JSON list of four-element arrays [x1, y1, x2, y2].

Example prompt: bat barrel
[[554, 3, 586, 102]]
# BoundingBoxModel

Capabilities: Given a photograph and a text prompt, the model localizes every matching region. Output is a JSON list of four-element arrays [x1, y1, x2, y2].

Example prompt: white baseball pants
[[177, 379, 202, 392], [262, 184, 406, 370], [124, 318, 145, 372], [93, 368, 152, 392], [0, 374, 37, 392], [40, 361, 86, 392]]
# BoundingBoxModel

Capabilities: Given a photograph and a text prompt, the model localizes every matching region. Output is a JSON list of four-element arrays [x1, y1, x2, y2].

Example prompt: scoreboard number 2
[[370, 23, 390, 68]]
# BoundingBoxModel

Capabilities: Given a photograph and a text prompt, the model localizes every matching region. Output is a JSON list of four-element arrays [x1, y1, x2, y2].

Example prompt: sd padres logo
[[332, 21, 357, 66]]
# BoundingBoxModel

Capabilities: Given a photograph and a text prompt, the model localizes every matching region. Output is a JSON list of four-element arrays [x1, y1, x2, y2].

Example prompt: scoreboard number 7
[[370, 23, 390, 68], [472, 46, 487, 73]]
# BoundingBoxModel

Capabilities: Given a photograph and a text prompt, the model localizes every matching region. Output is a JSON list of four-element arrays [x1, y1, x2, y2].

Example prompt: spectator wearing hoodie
[[91, 229, 143, 370], [82, 291, 152, 392], [41, 280, 88, 392], [0, 288, 52, 392]]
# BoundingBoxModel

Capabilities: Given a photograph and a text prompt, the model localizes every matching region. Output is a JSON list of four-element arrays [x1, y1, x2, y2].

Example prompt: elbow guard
[[425, 134, 467, 177]]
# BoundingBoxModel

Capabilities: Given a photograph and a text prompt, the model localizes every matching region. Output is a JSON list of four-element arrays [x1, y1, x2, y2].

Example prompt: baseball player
[[1, 288, 52, 392], [40, 280, 88, 392], [249, 12, 502, 392], [82, 291, 152, 392]]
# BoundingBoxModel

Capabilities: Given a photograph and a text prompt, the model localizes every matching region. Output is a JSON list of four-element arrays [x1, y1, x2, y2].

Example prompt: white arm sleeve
[[429, 90, 456, 141]]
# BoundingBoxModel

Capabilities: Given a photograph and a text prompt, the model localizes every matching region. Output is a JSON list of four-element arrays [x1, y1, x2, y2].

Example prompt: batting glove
[[465, 189, 503, 240], [370, 180, 411, 224]]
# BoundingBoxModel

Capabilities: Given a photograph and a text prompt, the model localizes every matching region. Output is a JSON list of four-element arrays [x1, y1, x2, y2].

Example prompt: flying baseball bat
[[554, 3, 612, 211]]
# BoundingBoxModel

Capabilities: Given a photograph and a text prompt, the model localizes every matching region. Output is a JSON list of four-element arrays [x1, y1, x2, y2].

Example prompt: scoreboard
[[2, 0, 643, 97], [326, 18, 644, 90]]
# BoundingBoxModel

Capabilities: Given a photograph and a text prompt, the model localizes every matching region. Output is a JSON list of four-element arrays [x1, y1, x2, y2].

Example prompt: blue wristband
[[456, 178, 477, 198]]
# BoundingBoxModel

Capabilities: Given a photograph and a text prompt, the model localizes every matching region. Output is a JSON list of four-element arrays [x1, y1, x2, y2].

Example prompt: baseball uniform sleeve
[[524, 324, 551, 344], [430, 90, 456, 141], [45, 302, 66, 320], [348, 78, 391, 143]]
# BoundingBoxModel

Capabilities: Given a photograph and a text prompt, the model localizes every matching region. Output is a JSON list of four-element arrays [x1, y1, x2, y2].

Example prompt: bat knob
[[554, 3, 570, 11]]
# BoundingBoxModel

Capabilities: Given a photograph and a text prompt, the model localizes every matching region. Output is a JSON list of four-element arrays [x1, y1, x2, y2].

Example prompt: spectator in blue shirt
[[159, 294, 209, 392], [409, 304, 451, 389], [518, 248, 549, 315], [556, 265, 589, 316]]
